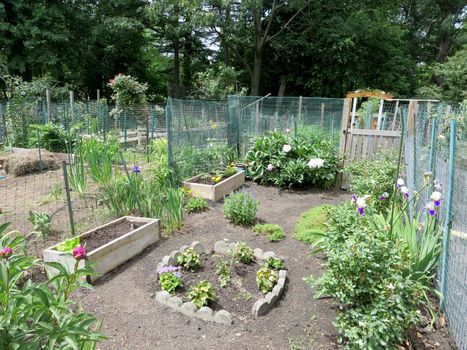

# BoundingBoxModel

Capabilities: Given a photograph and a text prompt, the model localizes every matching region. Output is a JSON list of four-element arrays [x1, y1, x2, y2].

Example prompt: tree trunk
[[173, 37, 180, 98], [278, 77, 286, 96], [183, 33, 192, 93], [251, 51, 262, 96]]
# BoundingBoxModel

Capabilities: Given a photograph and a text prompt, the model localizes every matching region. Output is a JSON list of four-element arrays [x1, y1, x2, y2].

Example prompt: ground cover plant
[[223, 191, 257, 225], [253, 223, 285, 242], [256, 264, 279, 293], [294, 204, 334, 244], [245, 130, 339, 188]]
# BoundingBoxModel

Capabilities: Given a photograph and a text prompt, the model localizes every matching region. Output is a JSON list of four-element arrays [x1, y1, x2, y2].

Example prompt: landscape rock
[[279, 270, 287, 279], [214, 241, 229, 254], [169, 250, 181, 261], [262, 251, 276, 260], [213, 310, 232, 325], [179, 245, 189, 252], [253, 248, 264, 259], [156, 291, 171, 303], [180, 302, 198, 317], [195, 306, 214, 321], [265, 292, 278, 305], [166, 296, 183, 310], [252, 298, 270, 316], [190, 241, 205, 254]]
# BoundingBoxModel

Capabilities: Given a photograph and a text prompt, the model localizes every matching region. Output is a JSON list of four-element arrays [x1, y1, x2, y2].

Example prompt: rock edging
[[155, 241, 233, 325], [213, 240, 287, 317]]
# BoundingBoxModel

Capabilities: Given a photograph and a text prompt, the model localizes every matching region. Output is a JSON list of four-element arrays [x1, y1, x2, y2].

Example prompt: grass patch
[[294, 204, 334, 244], [253, 223, 285, 242]]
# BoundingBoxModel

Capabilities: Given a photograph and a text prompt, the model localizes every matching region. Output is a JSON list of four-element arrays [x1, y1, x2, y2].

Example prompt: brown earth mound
[[5, 150, 59, 176]]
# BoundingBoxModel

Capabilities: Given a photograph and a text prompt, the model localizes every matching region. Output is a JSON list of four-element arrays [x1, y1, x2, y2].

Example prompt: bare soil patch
[[80, 219, 141, 251]]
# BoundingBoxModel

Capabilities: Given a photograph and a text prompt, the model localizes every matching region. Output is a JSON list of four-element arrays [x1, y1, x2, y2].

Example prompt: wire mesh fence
[[167, 96, 345, 177], [407, 101, 466, 350]]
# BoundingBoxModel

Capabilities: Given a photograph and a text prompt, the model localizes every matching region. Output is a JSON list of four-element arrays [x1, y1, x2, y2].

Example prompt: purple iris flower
[[428, 209, 436, 216], [434, 200, 441, 207], [132, 165, 141, 174], [351, 194, 357, 203], [357, 207, 365, 216]]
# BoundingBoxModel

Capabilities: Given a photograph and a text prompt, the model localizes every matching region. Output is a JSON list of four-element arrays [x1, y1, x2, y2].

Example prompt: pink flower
[[72, 245, 87, 260], [267, 164, 274, 171], [0, 247, 12, 259]]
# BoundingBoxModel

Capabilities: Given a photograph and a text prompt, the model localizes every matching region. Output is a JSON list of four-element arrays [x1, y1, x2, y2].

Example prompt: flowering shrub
[[188, 280, 217, 308], [108, 74, 148, 107], [245, 130, 339, 188], [309, 171, 444, 348], [0, 223, 104, 348], [177, 247, 202, 271], [223, 191, 257, 225], [256, 264, 278, 293], [158, 266, 183, 294]]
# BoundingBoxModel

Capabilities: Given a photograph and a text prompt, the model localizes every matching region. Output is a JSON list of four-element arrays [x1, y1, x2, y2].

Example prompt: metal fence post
[[62, 161, 76, 236], [167, 98, 173, 168], [428, 117, 437, 174], [440, 120, 457, 310]]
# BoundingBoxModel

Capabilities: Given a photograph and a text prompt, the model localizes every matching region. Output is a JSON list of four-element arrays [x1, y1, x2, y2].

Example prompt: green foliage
[[28, 211, 52, 240], [343, 151, 399, 199], [0, 223, 105, 348], [186, 196, 208, 213], [294, 204, 334, 244], [245, 130, 339, 189], [223, 191, 258, 226], [68, 145, 88, 199], [39, 183, 63, 205], [177, 248, 202, 271], [159, 272, 183, 294], [224, 165, 238, 178], [54, 237, 80, 252], [233, 242, 255, 264], [215, 258, 231, 288], [188, 280, 217, 308], [256, 264, 278, 294], [108, 74, 148, 107], [81, 135, 119, 186], [28, 123, 70, 152], [253, 223, 285, 242], [266, 257, 285, 270]]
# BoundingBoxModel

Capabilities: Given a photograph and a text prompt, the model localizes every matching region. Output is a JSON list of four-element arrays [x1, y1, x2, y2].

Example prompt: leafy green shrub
[[28, 123, 70, 152], [28, 211, 52, 240], [158, 266, 183, 294], [223, 191, 257, 225], [245, 130, 339, 188], [253, 223, 285, 242], [186, 196, 208, 213], [266, 257, 285, 270], [343, 151, 398, 199], [294, 204, 334, 244], [233, 242, 255, 264], [215, 258, 231, 287], [256, 264, 278, 293], [0, 222, 105, 348], [177, 247, 202, 271], [188, 280, 217, 308]]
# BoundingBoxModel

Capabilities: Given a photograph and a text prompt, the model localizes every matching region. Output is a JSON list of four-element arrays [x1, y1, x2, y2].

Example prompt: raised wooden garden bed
[[43, 216, 160, 283], [183, 171, 245, 201]]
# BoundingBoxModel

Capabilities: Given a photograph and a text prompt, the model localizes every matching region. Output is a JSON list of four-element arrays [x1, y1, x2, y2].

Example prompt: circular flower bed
[[154, 241, 287, 325]]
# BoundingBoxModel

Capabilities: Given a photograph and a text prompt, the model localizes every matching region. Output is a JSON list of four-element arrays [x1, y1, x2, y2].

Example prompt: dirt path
[[77, 182, 347, 350]]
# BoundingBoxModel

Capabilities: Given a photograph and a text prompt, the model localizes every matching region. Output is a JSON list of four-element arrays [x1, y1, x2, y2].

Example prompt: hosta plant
[[256, 264, 278, 293], [233, 242, 255, 264], [177, 247, 202, 271], [188, 280, 217, 308]]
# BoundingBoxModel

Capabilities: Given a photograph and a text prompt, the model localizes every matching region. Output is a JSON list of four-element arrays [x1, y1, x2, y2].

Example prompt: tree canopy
[[0, 0, 465, 101]]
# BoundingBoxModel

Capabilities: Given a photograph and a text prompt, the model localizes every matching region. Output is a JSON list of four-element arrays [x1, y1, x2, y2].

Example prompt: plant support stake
[[62, 161, 76, 236], [440, 120, 456, 310]]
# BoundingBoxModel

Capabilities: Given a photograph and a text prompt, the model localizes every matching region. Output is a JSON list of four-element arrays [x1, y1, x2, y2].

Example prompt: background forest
[[0, 0, 466, 102]]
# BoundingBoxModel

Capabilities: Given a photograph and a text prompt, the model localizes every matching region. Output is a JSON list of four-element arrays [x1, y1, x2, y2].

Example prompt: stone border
[[213, 240, 287, 317], [155, 241, 233, 325], [155, 240, 287, 325]]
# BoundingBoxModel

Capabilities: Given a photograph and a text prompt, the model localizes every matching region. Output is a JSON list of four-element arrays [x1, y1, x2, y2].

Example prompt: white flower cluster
[[307, 158, 325, 169]]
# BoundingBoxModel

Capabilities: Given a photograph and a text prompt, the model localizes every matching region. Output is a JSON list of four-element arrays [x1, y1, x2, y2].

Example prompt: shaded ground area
[[77, 182, 347, 350]]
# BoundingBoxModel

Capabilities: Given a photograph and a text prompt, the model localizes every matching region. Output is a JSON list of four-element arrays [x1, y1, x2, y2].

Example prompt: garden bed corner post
[[62, 161, 76, 236]]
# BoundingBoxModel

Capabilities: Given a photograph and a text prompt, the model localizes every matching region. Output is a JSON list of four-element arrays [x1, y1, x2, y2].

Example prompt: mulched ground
[[76, 182, 347, 350], [81, 219, 140, 252]]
